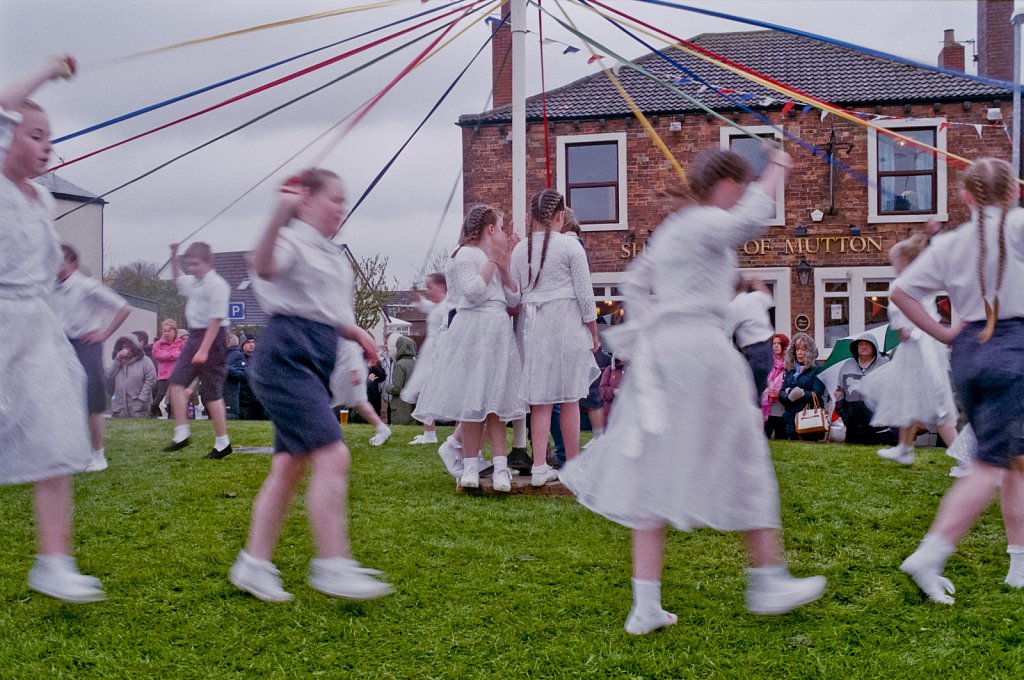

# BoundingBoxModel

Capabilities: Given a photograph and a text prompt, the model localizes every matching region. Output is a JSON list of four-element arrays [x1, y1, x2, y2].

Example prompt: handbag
[[795, 392, 828, 435], [827, 417, 846, 443]]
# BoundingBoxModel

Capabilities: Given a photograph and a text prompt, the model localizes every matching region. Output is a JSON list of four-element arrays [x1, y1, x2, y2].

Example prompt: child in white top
[[412, 205, 525, 491], [327, 254, 392, 446], [726, 276, 776, 405], [53, 243, 131, 472], [560, 148, 825, 633], [510, 188, 599, 485], [0, 56, 104, 603], [859, 234, 959, 468], [231, 168, 392, 602], [163, 241, 233, 458], [402, 272, 448, 445], [892, 157, 1024, 602]]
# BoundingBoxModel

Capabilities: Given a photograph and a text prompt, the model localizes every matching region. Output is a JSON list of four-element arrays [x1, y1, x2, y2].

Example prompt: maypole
[[509, 0, 531, 465]]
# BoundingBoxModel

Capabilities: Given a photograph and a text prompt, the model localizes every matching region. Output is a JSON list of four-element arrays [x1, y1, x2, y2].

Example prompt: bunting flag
[[587, 53, 605, 64], [973, 124, 983, 138], [781, 101, 795, 114], [563, 45, 580, 54], [484, 15, 502, 26], [820, 109, 829, 122], [802, 104, 813, 116]]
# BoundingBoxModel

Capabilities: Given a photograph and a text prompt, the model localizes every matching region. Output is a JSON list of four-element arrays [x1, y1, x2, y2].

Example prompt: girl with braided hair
[[413, 205, 526, 492], [891, 157, 1024, 603], [509, 189, 599, 486], [560, 147, 825, 634]]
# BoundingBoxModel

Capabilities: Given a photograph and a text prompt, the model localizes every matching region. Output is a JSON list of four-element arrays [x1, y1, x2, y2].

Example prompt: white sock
[[916, 533, 956, 570], [214, 435, 230, 450], [450, 435, 463, 448], [492, 455, 508, 473], [462, 456, 479, 473], [631, 578, 662, 614], [591, 427, 604, 437], [1006, 545, 1024, 587], [747, 564, 789, 586], [92, 448, 104, 458], [376, 423, 391, 435], [173, 425, 190, 443], [532, 464, 551, 474], [311, 556, 357, 571]]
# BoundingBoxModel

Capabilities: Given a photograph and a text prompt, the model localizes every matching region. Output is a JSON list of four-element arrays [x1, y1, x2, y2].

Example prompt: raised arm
[[252, 181, 303, 279], [0, 56, 75, 111]]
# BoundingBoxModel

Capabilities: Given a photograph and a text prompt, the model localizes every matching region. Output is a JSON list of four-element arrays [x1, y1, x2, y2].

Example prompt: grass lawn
[[1, 420, 1023, 678]]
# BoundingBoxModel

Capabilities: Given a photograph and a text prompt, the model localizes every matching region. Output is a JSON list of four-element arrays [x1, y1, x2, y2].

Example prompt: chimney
[[977, 0, 1014, 80], [491, 1, 513, 108], [938, 29, 966, 72]]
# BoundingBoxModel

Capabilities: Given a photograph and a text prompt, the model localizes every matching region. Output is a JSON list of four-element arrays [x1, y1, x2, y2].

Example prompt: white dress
[[559, 187, 782, 531], [400, 297, 447, 405], [0, 107, 90, 484], [412, 246, 526, 423], [325, 255, 369, 408], [858, 298, 958, 428], [510, 232, 599, 404]]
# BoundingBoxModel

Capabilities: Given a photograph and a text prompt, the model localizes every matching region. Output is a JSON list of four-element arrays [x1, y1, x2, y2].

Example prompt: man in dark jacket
[[236, 335, 266, 420], [224, 334, 246, 419]]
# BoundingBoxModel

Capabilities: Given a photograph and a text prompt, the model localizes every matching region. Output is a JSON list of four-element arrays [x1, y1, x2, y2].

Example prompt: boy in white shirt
[[53, 244, 131, 472], [162, 242, 232, 458]]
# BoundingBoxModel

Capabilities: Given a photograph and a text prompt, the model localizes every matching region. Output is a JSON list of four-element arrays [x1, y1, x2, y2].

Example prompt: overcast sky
[[1, 0, 1020, 284]]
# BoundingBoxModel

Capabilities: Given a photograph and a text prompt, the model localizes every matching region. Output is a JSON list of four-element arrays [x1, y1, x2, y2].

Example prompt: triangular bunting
[[781, 101, 795, 114], [562, 45, 579, 55], [973, 124, 983, 138], [587, 54, 605, 64], [801, 104, 813, 117]]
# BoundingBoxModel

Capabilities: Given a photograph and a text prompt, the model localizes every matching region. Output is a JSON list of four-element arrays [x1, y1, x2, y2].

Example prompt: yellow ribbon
[[86, 0, 406, 68]]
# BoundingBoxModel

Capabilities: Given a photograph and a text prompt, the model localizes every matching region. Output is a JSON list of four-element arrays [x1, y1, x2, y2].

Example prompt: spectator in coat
[[151, 319, 185, 417], [834, 332, 894, 445], [366, 360, 386, 420], [224, 334, 247, 420], [386, 335, 417, 425], [107, 336, 157, 418], [237, 335, 265, 420], [779, 332, 827, 440]]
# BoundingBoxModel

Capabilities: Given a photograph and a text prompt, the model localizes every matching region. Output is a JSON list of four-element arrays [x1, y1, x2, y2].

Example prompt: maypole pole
[[508, 0, 532, 470], [1013, 11, 1024, 184]]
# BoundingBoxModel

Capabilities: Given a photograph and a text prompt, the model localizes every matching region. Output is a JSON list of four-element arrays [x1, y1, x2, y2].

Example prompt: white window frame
[[867, 117, 948, 224], [556, 132, 629, 232], [741, 267, 792, 337], [720, 125, 785, 226], [814, 265, 895, 360]]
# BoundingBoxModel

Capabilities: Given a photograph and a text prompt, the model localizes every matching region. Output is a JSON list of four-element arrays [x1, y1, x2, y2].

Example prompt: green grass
[[1, 421, 1023, 678]]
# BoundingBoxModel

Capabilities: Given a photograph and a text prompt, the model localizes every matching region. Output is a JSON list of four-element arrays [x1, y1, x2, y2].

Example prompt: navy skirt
[[951, 318, 1024, 468], [251, 315, 343, 455]]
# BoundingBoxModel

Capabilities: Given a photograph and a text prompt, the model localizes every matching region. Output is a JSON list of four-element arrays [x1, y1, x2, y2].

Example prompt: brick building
[[459, 0, 1017, 359]]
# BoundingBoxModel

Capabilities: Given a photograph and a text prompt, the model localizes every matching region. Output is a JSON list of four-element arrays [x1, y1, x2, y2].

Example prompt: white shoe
[[492, 468, 512, 493], [229, 551, 293, 602], [460, 464, 480, 489], [949, 461, 972, 478], [409, 433, 438, 445], [28, 555, 105, 604], [624, 607, 678, 635], [900, 549, 956, 604], [877, 444, 915, 465], [438, 437, 464, 478], [746, 569, 827, 615], [308, 558, 394, 600], [531, 464, 559, 487], [370, 426, 392, 447], [85, 452, 108, 472]]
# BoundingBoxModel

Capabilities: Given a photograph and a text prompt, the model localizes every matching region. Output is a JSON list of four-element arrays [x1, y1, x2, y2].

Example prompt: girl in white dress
[[860, 235, 960, 467], [412, 205, 525, 492], [892, 157, 1024, 603], [0, 57, 104, 603], [559, 148, 825, 634], [510, 189, 599, 486], [402, 272, 448, 445]]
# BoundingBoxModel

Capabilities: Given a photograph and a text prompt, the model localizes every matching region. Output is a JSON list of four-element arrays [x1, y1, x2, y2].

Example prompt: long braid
[[965, 159, 1015, 342], [453, 204, 497, 258], [527, 189, 564, 290]]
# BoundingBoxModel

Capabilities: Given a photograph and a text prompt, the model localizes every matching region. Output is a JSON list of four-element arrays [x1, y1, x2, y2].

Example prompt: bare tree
[[352, 253, 398, 330], [106, 261, 186, 325], [410, 247, 451, 288]]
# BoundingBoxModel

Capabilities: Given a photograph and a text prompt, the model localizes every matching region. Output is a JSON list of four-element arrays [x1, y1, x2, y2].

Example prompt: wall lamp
[[796, 257, 813, 286], [849, 224, 862, 236], [794, 223, 808, 237]]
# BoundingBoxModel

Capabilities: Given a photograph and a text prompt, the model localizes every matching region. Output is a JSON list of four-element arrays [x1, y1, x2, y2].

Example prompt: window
[[868, 119, 948, 224], [593, 282, 626, 325], [741, 267, 792, 336], [814, 266, 895, 358], [557, 132, 628, 231], [720, 126, 785, 226]]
